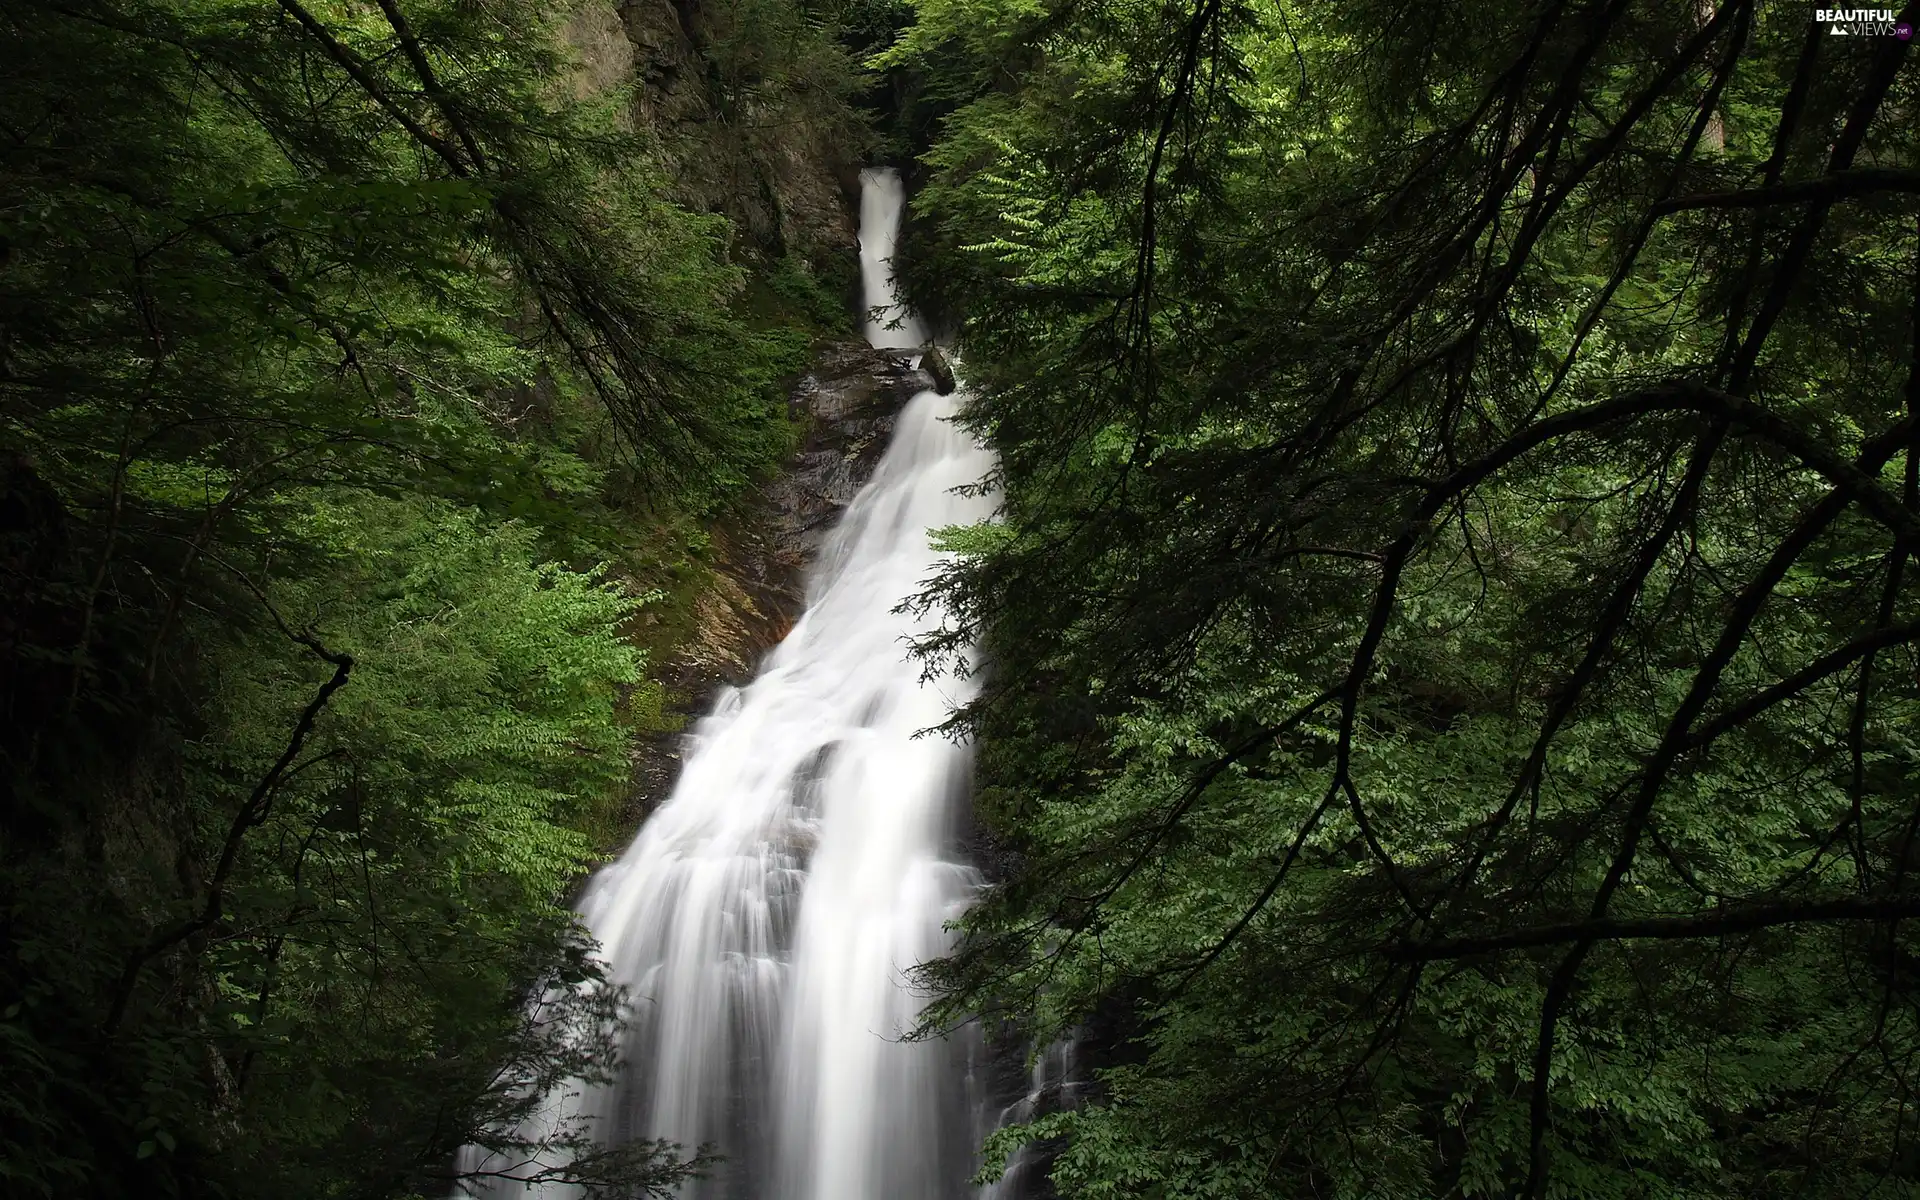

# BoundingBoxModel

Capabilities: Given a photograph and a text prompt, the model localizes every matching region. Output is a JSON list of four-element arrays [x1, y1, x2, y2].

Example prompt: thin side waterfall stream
[[481, 168, 1000, 1199]]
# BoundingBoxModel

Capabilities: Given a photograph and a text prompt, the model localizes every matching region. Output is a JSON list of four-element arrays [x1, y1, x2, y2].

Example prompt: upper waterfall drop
[[472, 168, 997, 1199], [859, 168, 930, 350]]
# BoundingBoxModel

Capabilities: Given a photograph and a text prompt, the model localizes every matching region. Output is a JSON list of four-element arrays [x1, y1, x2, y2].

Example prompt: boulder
[[921, 343, 957, 395]]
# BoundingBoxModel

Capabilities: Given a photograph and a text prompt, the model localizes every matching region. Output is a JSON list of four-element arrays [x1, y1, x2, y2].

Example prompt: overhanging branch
[[1390, 891, 1920, 960], [105, 632, 354, 1032], [1654, 166, 1920, 215]]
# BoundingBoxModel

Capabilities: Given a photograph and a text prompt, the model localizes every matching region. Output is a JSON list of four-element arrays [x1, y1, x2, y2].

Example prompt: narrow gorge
[[468, 171, 1010, 1199]]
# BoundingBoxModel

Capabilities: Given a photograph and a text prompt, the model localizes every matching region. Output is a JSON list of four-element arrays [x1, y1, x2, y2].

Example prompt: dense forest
[[5, 0, 1919, 1197], [0, 0, 861, 1193], [898, 2, 1920, 1198]]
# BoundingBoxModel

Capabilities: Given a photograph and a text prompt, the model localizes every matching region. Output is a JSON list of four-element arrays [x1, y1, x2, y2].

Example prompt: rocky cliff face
[[626, 343, 945, 814], [551, 0, 901, 823], [565, 0, 866, 272]]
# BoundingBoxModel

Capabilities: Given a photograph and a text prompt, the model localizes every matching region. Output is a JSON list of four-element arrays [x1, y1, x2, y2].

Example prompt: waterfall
[[859, 167, 929, 350], [469, 168, 995, 1199], [977, 1040, 1086, 1200]]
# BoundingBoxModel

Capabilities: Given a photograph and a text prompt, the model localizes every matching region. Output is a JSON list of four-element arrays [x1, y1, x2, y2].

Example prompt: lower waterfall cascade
[[472, 168, 1011, 1198]]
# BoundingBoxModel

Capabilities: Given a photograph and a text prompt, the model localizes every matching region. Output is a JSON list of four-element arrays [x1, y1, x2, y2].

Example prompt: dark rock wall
[[567, 0, 867, 272]]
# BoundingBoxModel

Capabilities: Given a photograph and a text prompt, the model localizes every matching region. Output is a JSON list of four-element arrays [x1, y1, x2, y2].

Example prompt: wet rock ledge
[[624, 342, 942, 818]]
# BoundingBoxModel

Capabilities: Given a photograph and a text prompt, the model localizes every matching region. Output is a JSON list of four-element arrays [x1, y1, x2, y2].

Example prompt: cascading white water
[[475, 168, 995, 1199], [859, 168, 929, 350], [976, 1041, 1086, 1200]]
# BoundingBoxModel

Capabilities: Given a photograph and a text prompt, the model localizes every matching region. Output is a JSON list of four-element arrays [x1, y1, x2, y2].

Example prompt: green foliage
[[179, 497, 644, 1196], [758, 255, 861, 338], [0, 0, 837, 1192], [895, 1, 1920, 1197]]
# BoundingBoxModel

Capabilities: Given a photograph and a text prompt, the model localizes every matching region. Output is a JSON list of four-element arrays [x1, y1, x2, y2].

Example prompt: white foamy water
[[859, 167, 929, 350], [466, 168, 994, 1199]]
